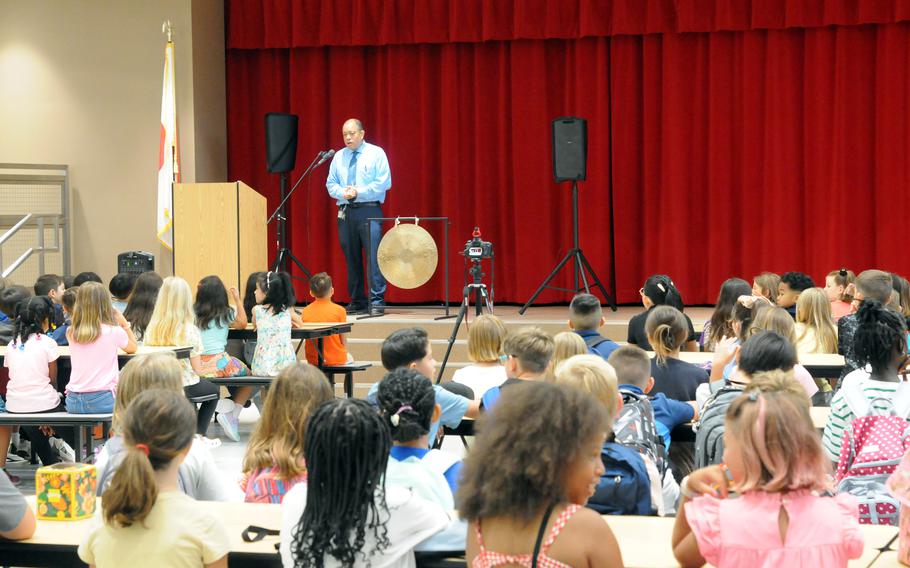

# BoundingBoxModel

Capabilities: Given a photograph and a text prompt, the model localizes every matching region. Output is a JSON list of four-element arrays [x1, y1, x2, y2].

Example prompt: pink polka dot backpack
[[836, 382, 910, 526], [886, 451, 910, 563]]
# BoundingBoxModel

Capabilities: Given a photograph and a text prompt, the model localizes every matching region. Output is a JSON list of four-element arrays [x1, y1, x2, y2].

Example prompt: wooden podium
[[172, 181, 267, 293]]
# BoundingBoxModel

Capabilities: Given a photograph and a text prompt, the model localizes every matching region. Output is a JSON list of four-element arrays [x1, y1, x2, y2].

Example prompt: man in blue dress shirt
[[326, 118, 391, 315]]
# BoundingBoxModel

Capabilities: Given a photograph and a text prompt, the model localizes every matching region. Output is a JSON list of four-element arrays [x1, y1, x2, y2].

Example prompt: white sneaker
[[50, 437, 76, 462], [5, 452, 25, 463], [216, 412, 240, 442], [215, 398, 234, 414], [199, 436, 222, 449]]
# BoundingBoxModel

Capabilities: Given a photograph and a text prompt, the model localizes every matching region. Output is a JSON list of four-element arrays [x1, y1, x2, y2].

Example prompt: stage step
[[343, 318, 626, 340]]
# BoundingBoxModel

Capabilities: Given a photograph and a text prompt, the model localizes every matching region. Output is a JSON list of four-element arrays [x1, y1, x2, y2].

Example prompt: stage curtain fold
[[226, 0, 910, 304], [227, 0, 910, 48]]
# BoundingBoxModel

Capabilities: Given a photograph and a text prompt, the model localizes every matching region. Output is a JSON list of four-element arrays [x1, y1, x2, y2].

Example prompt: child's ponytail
[[102, 445, 158, 527], [377, 368, 436, 443], [12, 296, 53, 345], [258, 271, 296, 315], [643, 274, 685, 311], [645, 305, 688, 365], [102, 389, 195, 528]]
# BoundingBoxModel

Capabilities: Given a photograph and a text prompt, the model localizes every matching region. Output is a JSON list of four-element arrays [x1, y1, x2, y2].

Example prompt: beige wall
[[0, 0, 227, 284]]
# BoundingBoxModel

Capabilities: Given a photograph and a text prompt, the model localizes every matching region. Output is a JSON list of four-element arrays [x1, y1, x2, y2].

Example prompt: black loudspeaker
[[118, 251, 154, 275], [552, 116, 587, 182], [265, 113, 299, 173]]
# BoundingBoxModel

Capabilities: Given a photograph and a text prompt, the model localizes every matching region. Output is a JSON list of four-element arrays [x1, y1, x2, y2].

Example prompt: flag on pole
[[157, 37, 179, 249]]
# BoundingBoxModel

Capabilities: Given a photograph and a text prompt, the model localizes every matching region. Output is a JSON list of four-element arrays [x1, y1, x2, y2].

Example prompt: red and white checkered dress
[[472, 505, 580, 568]]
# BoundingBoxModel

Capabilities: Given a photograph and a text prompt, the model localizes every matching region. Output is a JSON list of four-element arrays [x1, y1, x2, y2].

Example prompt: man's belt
[[344, 201, 381, 209]]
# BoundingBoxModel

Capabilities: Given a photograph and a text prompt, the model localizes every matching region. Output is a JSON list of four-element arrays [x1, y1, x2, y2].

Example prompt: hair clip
[[390, 405, 413, 427], [839, 268, 848, 277], [737, 295, 770, 309], [747, 390, 760, 401], [134, 443, 150, 457], [657, 283, 666, 293], [266, 271, 272, 287]]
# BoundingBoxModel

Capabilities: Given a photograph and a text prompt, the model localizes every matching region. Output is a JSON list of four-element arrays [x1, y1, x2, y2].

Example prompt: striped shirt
[[821, 376, 901, 461]]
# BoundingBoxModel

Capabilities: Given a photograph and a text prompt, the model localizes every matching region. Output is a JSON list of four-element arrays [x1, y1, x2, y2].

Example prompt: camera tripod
[[436, 259, 493, 384]]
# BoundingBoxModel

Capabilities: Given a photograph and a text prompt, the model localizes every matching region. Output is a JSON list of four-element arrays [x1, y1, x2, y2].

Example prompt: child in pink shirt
[[673, 372, 863, 568], [65, 282, 137, 414]]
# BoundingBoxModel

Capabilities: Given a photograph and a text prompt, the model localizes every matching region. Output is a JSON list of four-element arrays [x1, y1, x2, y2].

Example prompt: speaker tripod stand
[[519, 180, 616, 314], [436, 260, 493, 384]]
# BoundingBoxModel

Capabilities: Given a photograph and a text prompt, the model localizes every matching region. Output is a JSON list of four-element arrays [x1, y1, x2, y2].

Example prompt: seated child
[[123, 272, 163, 342], [301, 272, 348, 366], [370, 327, 480, 445], [0, 286, 32, 345], [555, 354, 654, 516], [280, 399, 452, 566], [609, 345, 696, 452], [838, 269, 894, 382], [823, 300, 909, 462], [701, 278, 752, 352], [794, 287, 838, 356], [695, 331, 800, 469], [568, 293, 619, 359], [451, 314, 508, 400], [751, 272, 780, 304], [547, 331, 588, 378], [33, 274, 66, 330], [193, 275, 252, 442], [79, 390, 230, 567], [481, 326, 555, 409], [646, 306, 708, 401], [95, 353, 236, 501], [49, 287, 76, 346], [825, 268, 855, 321], [674, 373, 862, 567], [144, 277, 220, 440], [378, 367, 466, 551], [66, 282, 138, 415], [109, 273, 136, 314], [776, 271, 815, 318], [241, 363, 333, 504], [73, 272, 102, 286], [628, 275, 698, 351], [0, 470, 35, 540], [3, 296, 73, 466], [459, 381, 623, 565]]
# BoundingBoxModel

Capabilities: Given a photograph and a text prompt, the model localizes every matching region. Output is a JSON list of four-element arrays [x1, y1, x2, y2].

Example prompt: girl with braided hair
[[628, 274, 699, 352], [280, 398, 451, 568], [822, 300, 910, 461]]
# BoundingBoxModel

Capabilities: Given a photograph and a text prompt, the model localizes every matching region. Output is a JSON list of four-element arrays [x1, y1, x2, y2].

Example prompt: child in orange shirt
[[301, 273, 349, 366]]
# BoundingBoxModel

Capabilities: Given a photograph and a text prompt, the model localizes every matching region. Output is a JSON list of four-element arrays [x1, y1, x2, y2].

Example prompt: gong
[[377, 223, 439, 289]]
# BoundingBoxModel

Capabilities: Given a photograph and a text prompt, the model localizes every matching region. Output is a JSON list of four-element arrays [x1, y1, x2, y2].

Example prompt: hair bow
[[390, 405, 412, 427]]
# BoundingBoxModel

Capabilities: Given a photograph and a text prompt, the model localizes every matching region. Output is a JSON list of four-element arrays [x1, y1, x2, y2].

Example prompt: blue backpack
[[587, 442, 653, 516]]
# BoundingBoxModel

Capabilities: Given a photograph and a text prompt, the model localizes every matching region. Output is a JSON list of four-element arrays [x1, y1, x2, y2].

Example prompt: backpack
[[584, 334, 611, 353], [587, 443, 653, 516], [835, 381, 910, 526], [614, 389, 668, 476], [693, 386, 743, 469]]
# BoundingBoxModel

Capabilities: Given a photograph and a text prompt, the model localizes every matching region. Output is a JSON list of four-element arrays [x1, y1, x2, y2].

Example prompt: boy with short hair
[[608, 345, 697, 451], [49, 287, 77, 346], [777, 272, 815, 318], [33, 274, 65, 328], [301, 272, 348, 366], [569, 293, 619, 360], [108, 273, 135, 313], [371, 327, 480, 445], [481, 326, 555, 409]]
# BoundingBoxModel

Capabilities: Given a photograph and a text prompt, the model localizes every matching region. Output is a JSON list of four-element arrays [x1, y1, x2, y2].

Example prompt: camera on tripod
[[463, 227, 493, 260]]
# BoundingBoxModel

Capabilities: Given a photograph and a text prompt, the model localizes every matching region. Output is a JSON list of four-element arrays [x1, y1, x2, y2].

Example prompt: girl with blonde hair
[[751, 272, 781, 304], [79, 390, 230, 567], [674, 373, 862, 567], [144, 277, 221, 440], [66, 282, 137, 414], [95, 353, 235, 501], [241, 363, 333, 504], [795, 287, 838, 355], [547, 331, 589, 379], [451, 314, 508, 399]]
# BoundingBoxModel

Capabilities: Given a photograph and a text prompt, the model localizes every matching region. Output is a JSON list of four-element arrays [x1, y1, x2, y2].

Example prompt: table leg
[[344, 371, 353, 398], [317, 338, 325, 367], [86, 425, 95, 462], [73, 426, 84, 463]]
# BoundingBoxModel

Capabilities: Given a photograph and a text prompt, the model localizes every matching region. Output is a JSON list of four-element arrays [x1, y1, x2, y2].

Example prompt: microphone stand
[[269, 150, 329, 279]]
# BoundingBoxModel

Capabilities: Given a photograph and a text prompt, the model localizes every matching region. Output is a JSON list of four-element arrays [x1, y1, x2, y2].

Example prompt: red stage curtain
[[226, 1, 910, 305]]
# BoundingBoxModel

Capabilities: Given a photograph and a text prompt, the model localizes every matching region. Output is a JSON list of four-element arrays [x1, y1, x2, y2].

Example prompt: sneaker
[[5, 452, 25, 463], [3, 469, 20, 486], [199, 436, 222, 450], [50, 437, 76, 462], [215, 398, 234, 415], [12, 440, 30, 459], [216, 412, 240, 442]]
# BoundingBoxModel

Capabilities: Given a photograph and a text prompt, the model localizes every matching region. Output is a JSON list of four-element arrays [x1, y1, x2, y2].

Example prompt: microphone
[[316, 149, 335, 166]]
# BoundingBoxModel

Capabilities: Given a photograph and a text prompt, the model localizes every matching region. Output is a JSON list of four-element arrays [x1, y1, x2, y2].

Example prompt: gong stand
[[359, 216, 453, 321]]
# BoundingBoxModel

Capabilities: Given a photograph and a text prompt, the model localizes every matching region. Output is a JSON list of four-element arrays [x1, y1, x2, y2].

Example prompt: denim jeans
[[66, 390, 114, 414]]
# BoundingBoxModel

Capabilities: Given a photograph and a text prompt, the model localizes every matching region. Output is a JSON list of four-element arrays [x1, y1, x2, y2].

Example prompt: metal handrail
[[0, 213, 66, 279]]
